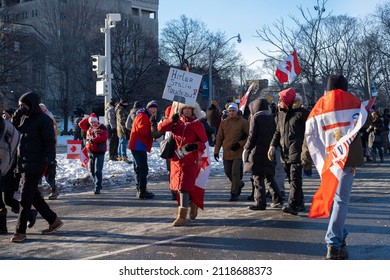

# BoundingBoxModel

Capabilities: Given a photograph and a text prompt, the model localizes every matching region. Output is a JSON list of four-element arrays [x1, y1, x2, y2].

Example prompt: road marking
[[80, 234, 196, 260]]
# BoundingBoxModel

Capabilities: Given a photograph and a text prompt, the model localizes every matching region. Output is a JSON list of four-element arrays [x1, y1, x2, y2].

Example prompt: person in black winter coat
[[268, 88, 309, 215], [10, 92, 63, 242], [243, 99, 284, 210]]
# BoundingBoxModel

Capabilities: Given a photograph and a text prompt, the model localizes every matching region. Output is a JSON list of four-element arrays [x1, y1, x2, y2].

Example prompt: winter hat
[[119, 98, 128, 105], [227, 102, 238, 111], [88, 113, 99, 123], [258, 99, 269, 111], [19, 91, 39, 109], [133, 101, 142, 109], [146, 100, 158, 109], [109, 98, 117, 107], [279, 88, 296, 108], [327, 74, 348, 91]]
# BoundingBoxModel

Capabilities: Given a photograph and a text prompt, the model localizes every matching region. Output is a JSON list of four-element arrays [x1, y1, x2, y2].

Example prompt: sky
[[158, 0, 385, 70]]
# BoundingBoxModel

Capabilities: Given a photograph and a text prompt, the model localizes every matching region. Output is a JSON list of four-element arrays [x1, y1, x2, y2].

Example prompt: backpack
[[0, 118, 20, 176]]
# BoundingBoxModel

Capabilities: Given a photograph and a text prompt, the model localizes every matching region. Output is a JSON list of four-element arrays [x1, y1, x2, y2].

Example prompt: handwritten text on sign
[[162, 68, 202, 105]]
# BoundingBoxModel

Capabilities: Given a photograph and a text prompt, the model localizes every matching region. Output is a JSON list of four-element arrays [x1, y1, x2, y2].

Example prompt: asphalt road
[[1, 158, 389, 261]]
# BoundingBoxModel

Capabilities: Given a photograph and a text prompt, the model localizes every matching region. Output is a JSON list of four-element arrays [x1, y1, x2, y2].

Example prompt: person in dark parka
[[243, 99, 284, 210], [10, 92, 63, 242]]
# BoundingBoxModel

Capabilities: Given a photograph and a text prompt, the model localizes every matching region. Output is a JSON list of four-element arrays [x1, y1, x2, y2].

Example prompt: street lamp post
[[208, 34, 241, 107], [100, 13, 121, 105]]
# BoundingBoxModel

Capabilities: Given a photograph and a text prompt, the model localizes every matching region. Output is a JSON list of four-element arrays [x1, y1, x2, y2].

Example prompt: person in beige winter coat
[[214, 103, 249, 201]]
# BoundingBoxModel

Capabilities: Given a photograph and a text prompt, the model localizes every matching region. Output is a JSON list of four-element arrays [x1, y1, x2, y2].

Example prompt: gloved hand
[[230, 142, 240, 151], [214, 153, 219, 162], [267, 146, 276, 161], [185, 143, 198, 152], [150, 114, 158, 124], [171, 113, 179, 123], [45, 160, 57, 182]]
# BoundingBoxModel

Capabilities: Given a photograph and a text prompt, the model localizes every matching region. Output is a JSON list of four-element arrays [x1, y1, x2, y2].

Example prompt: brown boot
[[189, 201, 198, 220], [172, 207, 188, 227]]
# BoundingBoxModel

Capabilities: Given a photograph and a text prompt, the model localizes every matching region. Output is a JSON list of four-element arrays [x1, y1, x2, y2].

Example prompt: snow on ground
[[51, 136, 225, 195]]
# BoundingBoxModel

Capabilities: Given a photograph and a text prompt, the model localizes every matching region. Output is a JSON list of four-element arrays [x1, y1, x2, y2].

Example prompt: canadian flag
[[239, 83, 254, 112], [79, 146, 89, 168], [66, 140, 82, 159], [275, 51, 301, 83]]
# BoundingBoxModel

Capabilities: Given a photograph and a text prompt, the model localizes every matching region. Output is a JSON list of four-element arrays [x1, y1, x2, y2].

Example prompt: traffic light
[[96, 80, 109, 96], [91, 55, 106, 75]]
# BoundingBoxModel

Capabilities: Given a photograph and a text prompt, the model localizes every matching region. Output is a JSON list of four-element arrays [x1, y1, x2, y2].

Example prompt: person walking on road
[[242, 99, 284, 210], [268, 88, 309, 215], [214, 102, 249, 201], [79, 113, 108, 194], [129, 100, 159, 199], [158, 102, 209, 226], [10, 92, 63, 242], [305, 74, 371, 260]]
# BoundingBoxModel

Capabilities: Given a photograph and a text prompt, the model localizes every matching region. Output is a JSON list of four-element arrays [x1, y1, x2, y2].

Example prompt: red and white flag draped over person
[[239, 83, 254, 112], [305, 90, 377, 218], [275, 50, 301, 83]]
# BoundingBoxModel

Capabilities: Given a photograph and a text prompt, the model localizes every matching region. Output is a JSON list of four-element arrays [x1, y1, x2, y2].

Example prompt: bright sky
[[158, 0, 385, 69]]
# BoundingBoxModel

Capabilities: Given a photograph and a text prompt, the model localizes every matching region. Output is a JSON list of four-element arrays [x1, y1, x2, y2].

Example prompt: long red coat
[[158, 116, 207, 202]]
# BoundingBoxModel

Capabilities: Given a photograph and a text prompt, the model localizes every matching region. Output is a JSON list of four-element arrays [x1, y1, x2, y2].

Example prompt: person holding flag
[[78, 113, 108, 195], [305, 74, 372, 260], [158, 102, 210, 226]]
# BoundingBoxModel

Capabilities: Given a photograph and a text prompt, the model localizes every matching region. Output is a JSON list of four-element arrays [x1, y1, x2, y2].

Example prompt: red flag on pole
[[275, 51, 301, 83], [239, 83, 254, 112]]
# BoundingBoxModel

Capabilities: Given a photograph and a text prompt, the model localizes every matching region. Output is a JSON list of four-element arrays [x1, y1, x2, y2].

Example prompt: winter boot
[[172, 207, 188, 227], [0, 208, 8, 234], [189, 201, 198, 220], [48, 186, 59, 200], [325, 245, 348, 260]]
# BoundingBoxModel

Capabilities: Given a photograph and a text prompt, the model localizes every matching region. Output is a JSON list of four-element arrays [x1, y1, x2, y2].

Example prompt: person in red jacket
[[158, 102, 208, 226], [79, 113, 108, 194], [128, 100, 159, 199]]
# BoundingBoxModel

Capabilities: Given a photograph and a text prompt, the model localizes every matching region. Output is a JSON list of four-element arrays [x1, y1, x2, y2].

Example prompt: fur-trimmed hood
[[176, 102, 202, 119]]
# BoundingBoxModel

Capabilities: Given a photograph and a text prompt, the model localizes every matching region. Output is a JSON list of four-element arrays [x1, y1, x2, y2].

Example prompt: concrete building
[[0, 0, 159, 115]]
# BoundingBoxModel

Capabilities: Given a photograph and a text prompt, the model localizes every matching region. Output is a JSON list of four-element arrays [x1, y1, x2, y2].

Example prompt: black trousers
[[283, 162, 304, 210], [16, 173, 57, 234]]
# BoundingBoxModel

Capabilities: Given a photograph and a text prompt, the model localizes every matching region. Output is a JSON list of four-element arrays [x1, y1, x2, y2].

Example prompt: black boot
[[136, 188, 155, 199], [0, 208, 8, 234]]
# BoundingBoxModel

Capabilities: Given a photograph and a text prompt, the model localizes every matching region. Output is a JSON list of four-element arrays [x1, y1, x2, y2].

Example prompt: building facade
[[0, 0, 159, 116]]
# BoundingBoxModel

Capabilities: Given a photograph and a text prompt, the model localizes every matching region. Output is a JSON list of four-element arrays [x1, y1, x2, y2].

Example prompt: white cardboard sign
[[162, 68, 202, 105]]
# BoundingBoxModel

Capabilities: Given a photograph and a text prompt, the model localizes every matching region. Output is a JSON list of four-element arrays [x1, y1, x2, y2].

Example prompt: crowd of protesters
[[0, 77, 389, 260]]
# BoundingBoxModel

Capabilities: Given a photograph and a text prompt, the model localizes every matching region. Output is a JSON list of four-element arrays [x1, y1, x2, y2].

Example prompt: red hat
[[88, 113, 98, 123], [279, 88, 296, 108]]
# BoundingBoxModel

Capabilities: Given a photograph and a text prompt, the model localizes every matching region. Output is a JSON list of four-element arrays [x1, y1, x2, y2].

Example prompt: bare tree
[[36, 0, 102, 132], [160, 15, 243, 106], [111, 18, 159, 102]]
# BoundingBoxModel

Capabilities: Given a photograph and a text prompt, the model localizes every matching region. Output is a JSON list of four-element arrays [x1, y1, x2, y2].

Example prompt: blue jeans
[[89, 153, 105, 191], [325, 166, 354, 248], [131, 150, 148, 191], [118, 135, 128, 157]]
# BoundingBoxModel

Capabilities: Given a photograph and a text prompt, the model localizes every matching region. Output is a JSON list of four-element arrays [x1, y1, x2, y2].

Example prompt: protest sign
[[162, 68, 202, 105]]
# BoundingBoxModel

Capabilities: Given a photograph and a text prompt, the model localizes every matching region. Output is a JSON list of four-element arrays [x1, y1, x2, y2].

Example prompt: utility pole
[[92, 13, 121, 107]]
